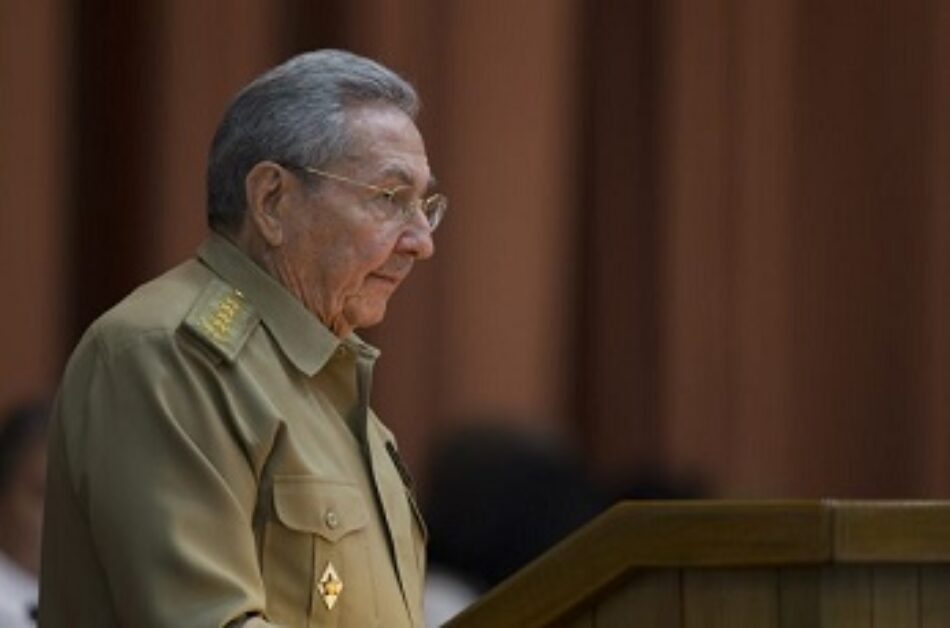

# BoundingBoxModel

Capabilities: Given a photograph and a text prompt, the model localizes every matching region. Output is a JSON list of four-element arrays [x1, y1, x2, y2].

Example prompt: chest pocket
[[262, 477, 377, 628]]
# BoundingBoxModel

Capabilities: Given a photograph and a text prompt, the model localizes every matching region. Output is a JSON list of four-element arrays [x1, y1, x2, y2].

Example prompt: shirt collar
[[197, 232, 380, 376]]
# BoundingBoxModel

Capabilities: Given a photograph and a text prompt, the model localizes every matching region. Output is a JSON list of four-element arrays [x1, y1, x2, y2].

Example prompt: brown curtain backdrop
[[2, 0, 948, 498], [0, 0, 66, 405]]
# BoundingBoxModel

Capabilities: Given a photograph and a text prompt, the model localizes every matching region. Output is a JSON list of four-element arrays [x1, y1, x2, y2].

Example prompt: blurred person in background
[[422, 423, 605, 626], [0, 402, 48, 628], [40, 49, 444, 628]]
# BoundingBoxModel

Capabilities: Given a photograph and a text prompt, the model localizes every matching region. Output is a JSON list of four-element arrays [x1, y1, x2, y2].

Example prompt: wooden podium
[[445, 501, 950, 627]]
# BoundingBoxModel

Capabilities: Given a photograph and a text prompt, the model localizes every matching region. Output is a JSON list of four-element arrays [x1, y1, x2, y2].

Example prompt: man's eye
[[369, 185, 417, 222], [371, 189, 399, 208], [387, 187, 416, 213]]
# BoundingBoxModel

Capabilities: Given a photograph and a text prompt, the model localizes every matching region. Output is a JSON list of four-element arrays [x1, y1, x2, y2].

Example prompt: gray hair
[[206, 49, 419, 232]]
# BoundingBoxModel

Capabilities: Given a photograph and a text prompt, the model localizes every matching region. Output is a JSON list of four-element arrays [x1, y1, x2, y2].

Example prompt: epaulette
[[183, 278, 260, 362]]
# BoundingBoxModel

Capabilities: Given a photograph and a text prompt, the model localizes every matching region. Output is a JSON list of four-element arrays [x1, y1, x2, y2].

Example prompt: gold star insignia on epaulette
[[318, 562, 343, 610], [200, 290, 243, 342], [184, 280, 259, 361]]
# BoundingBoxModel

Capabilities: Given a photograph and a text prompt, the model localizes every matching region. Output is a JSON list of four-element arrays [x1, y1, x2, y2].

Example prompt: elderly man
[[39, 50, 444, 627]]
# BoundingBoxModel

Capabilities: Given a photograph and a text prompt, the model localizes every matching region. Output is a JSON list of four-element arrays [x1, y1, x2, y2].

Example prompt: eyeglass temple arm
[[303, 166, 396, 198]]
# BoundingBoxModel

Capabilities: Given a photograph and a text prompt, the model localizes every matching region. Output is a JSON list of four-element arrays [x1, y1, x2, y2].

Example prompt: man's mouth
[[369, 272, 402, 286]]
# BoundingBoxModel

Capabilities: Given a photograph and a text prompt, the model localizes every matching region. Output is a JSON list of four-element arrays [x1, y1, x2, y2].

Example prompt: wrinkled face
[[271, 103, 436, 336]]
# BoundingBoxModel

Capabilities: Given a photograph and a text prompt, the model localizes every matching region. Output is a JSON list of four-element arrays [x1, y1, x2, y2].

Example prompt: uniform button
[[335, 346, 347, 357], [325, 510, 339, 529]]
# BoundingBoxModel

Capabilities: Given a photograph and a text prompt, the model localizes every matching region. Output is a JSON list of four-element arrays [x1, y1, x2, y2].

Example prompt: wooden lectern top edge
[[446, 499, 950, 628], [829, 499, 950, 562]]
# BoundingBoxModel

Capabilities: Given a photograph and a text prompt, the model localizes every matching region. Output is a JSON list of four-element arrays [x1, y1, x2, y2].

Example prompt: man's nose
[[397, 217, 436, 260]]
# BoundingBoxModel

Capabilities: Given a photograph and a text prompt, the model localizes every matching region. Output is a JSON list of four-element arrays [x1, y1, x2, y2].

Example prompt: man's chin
[[344, 301, 388, 332]]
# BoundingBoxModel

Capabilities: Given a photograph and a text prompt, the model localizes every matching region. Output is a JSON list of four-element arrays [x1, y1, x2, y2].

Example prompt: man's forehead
[[376, 162, 437, 191], [344, 103, 422, 145], [339, 103, 434, 189]]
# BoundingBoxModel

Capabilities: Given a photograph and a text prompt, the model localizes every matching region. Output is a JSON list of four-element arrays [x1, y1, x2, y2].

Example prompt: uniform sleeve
[[70, 331, 280, 628]]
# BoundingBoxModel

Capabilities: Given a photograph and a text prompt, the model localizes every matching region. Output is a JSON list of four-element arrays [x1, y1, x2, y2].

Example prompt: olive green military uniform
[[39, 234, 426, 627]]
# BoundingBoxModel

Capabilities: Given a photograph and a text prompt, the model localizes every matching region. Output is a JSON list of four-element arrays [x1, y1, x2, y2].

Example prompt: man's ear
[[245, 161, 293, 247]]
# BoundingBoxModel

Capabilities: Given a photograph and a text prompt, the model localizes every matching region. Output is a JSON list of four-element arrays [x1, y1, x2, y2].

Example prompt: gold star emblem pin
[[318, 562, 344, 610]]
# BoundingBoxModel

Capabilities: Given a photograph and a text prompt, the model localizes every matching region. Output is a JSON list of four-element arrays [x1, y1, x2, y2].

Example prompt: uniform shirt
[[39, 233, 427, 628]]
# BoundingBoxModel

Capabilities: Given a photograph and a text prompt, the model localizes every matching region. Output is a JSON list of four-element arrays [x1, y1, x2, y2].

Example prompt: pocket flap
[[272, 478, 369, 542]]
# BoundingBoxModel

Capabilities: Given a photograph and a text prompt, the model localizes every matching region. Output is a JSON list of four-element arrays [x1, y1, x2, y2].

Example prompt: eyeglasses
[[301, 166, 448, 232]]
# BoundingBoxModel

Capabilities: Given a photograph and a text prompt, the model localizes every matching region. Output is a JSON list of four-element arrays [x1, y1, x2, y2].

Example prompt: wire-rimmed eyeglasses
[[302, 165, 448, 232]]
